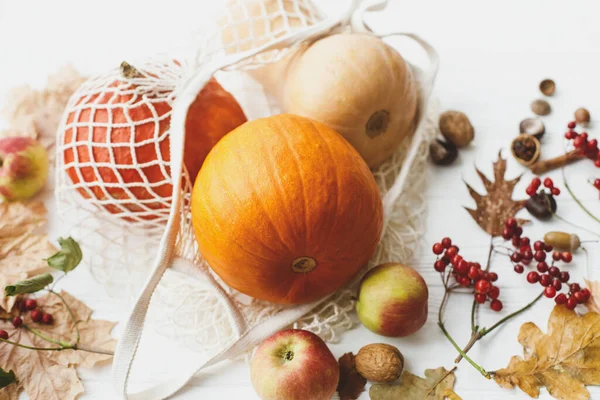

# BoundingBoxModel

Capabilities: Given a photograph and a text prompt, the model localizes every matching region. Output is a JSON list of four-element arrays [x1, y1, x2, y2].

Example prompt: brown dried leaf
[[494, 306, 600, 399], [0, 65, 85, 154], [464, 152, 527, 236], [370, 367, 456, 400], [0, 291, 116, 400], [0, 381, 21, 400], [0, 202, 56, 312], [584, 279, 600, 314], [337, 352, 366, 400]]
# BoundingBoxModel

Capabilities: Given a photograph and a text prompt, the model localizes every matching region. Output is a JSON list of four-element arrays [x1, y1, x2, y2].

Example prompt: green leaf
[[0, 367, 16, 389], [5, 273, 53, 296], [46, 237, 82, 273]]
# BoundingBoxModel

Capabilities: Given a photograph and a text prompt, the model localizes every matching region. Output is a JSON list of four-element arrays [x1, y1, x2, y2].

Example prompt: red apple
[[356, 263, 429, 337], [0, 137, 48, 201], [250, 329, 339, 400]]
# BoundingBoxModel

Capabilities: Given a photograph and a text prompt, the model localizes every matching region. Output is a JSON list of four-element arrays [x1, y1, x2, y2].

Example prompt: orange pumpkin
[[62, 76, 247, 221], [191, 114, 383, 304]]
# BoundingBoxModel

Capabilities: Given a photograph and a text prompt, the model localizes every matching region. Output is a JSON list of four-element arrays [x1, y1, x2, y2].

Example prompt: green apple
[[0, 137, 48, 201], [356, 263, 428, 337], [250, 329, 339, 400]]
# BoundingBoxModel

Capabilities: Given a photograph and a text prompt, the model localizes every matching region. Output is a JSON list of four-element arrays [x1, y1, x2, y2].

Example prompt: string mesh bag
[[52, 0, 439, 398]]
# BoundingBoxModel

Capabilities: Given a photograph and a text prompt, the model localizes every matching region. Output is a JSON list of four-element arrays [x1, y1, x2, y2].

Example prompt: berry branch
[[434, 218, 588, 376], [0, 237, 114, 357]]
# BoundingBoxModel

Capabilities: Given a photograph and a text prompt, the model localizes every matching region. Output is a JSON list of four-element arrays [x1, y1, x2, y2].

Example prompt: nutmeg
[[355, 343, 404, 383], [531, 99, 551, 116], [539, 79, 555, 96], [439, 111, 474, 148]]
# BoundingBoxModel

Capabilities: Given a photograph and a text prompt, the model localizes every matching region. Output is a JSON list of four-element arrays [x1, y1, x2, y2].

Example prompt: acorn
[[544, 231, 581, 252]]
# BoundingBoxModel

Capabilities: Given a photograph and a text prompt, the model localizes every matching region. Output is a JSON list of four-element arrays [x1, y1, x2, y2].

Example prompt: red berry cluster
[[432, 238, 503, 312], [565, 121, 600, 167], [15, 298, 53, 327], [526, 177, 560, 197], [0, 298, 54, 341], [503, 218, 587, 309]]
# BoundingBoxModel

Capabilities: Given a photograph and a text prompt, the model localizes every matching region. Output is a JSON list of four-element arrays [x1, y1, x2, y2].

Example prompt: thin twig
[[72, 344, 114, 356], [480, 291, 544, 336], [562, 168, 600, 225], [23, 325, 71, 348], [0, 337, 67, 351]]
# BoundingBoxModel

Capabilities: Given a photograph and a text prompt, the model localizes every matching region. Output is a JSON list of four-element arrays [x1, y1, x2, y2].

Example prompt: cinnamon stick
[[529, 150, 583, 175]]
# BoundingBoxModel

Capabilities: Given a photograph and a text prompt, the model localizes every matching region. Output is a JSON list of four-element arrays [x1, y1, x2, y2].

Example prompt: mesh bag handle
[[111, 3, 439, 399]]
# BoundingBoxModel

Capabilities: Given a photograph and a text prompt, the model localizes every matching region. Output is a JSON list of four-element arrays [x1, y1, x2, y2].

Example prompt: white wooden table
[[1, 0, 600, 398]]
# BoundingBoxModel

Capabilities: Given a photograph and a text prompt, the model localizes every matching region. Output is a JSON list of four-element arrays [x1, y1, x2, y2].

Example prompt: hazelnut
[[539, 79, 555, 96], [511, 134, 541, 166], [574, 108, 590, 127], [519, 118, 545, 140], [439, 111, 474, 148], [355, 343, 404, 383], [531, 99, 551, 116], [430, 139, 458, 166]]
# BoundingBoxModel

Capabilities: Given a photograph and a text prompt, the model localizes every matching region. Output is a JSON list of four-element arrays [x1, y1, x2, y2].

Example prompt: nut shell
[[539, 79, 555, 96], [355, 343, 404, 383], [531, 99, 551, 116], [511, 134, 541, 166], [439, 111, 474, 148], [574, 108, 590, 127]]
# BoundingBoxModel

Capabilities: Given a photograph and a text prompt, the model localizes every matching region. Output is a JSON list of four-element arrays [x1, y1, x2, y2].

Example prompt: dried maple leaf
[[0, 291, 116, 400], [584, 279, 600, 314], [370, 367, 456, 400], [337, 352, 366, 400], [464, 152, 527, 236], [494, 305, 600, 399], [0, 202, 56, 312], [1, 65, 85, 153]]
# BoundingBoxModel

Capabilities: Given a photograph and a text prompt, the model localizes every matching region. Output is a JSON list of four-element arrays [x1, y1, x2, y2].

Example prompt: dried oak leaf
[[337, 352, 366, 400], [0, 291, 116, 400], [370, 367, 456, 400], [584, 279, 600, 314], [494, 305, 600, 400], [0, 202, 56, 313], [465, 152, 527, 236]]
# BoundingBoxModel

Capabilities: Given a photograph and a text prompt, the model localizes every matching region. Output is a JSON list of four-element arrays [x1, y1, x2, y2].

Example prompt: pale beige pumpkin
[[281, 33, 419, 168]]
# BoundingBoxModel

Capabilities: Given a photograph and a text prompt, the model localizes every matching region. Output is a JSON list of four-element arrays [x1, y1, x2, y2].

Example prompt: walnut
[[439, 110, 474, 148], [355, 343, 404, 383]]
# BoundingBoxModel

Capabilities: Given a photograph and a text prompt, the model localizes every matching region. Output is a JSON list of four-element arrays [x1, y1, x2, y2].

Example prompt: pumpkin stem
[[292, 257, 317, 273], [366, 110, 390, 138], [120, 61, 142, 79]]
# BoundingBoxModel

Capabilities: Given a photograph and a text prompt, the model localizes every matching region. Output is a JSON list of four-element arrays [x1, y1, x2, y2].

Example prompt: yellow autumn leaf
[[494, 305, 600, 400]]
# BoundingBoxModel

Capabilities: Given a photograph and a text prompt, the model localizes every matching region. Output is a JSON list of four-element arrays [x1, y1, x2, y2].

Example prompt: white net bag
[[54, 0, 439, 398]]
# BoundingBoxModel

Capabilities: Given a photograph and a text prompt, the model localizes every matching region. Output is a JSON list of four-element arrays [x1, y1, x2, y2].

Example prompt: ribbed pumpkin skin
[[62, 78, 246, 220], [191, 114, 383, 304]]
